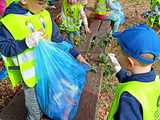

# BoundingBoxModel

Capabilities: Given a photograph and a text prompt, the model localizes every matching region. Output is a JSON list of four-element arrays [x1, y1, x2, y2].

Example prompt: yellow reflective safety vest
[[96, 0, 108, 15], [59, 0, 83, 32], [108, 76, 160, 120], [96, 0, 116, 15], [6, 0, 15, 7], [0, 10, 52, 88]]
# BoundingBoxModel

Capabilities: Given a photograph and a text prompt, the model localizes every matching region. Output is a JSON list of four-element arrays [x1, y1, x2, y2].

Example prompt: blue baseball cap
[[113, 24, 160, 64]]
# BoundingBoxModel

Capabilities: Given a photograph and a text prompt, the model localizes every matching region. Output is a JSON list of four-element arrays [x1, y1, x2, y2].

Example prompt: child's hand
[[50, 5, 56, 9], [56, 13, 62, 24], [157, 29, 160, 34], [85, 27, 91, 34], [108, 53, 121, 73], [77, 54, 90, 65], [25, 32, 43, 48], [38, 29, 49, 40]]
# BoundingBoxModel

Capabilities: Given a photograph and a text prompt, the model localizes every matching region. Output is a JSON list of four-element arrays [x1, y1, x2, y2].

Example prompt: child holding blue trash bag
[[0, 0, 89, 119]]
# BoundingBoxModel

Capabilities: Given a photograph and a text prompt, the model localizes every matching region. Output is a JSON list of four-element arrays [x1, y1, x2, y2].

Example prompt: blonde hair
[[138, 53, 154, 66], [125, 53, 154, 66], [115, 43, 154, 66], [120, 46, 154, 66]]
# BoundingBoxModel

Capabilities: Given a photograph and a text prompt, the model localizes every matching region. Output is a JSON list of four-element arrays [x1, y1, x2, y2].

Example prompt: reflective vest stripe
[[21, 67, 35, 81], [17, 49, 35, 83], [60, 16, 81, 31], [18, 50, 34, 64], [12, 57, 19, 66], [63, 15, 80, 23], [60, 14, 81, 31], [96, 8, 107, 14]]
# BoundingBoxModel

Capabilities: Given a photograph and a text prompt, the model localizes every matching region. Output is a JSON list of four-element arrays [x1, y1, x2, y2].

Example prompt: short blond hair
[[138, 53, 154, 66], [119, 45, 154, 66]]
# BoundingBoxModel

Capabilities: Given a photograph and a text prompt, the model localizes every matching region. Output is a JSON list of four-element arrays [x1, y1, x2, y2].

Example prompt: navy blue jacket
[[48, 0, 55, 6], [114, 68, 156, 120], [0, 2, 79, 57]]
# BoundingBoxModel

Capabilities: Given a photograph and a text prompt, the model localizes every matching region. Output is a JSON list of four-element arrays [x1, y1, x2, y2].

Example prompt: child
[[108, 24, 160, 120], [0, 0, 6, 16], [96, 0, 125, 33], [59, 0, 91, 46], [0, 0, 88, 119]]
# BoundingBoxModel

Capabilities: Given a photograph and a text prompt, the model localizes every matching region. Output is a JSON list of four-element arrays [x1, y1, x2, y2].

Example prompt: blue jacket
[[48, 0, 55, 6], [0, 2, 79, 57], [114, 68, 156, 120], [106, 0, 125, 24]]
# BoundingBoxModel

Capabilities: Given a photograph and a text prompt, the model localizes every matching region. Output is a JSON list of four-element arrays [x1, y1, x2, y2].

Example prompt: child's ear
[[127, 57, 135, 68]]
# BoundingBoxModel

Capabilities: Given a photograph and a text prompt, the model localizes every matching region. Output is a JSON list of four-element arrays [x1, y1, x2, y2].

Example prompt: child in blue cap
[[108, 24, 160, 120]]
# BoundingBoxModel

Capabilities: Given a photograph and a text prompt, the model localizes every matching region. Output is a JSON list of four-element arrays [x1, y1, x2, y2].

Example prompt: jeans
[[107, 10, 125, 32], [67, 31, 81, 46], [23, 86, 42, 120]]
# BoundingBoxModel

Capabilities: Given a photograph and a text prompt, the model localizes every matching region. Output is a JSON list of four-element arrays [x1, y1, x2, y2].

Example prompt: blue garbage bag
[[34, 41, 90, 120]]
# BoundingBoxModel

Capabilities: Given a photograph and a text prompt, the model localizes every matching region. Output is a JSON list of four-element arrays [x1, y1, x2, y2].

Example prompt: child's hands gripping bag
[[34, 41, 90, 120]]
